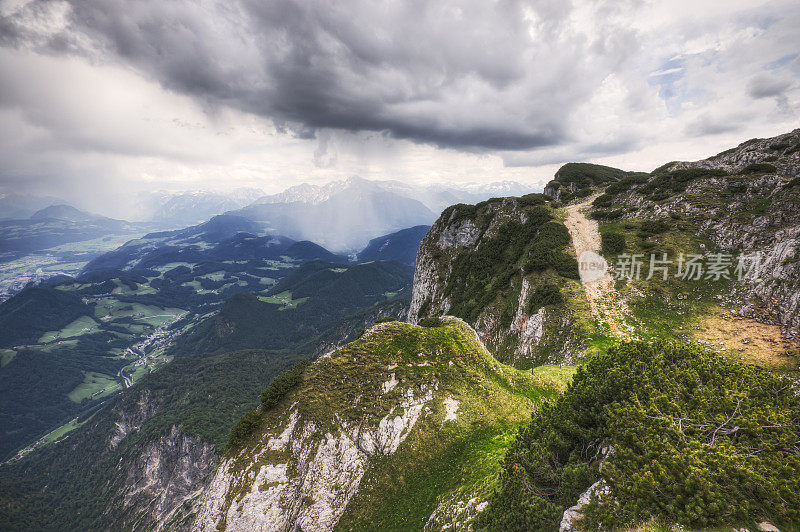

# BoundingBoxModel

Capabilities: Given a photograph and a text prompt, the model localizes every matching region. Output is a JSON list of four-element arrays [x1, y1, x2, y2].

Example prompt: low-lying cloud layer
[[0, 0, 798, 216]]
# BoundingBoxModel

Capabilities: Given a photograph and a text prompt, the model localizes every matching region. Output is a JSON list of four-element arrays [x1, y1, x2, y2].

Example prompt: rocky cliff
[[583, 129, 800, 338], [189, 318, 571, 530], [409, 196, 592, 367], [102, 395, 219, 531]]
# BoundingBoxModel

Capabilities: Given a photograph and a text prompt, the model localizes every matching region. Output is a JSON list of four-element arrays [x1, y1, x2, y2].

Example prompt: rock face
[[107, 389, 162, 449], [409, 197, 590, 367], [194, 390, 434, 531], [95, 390, 220, 531], [604, 129, 800, 338], [110, 425, 218, 531], [187, 319, 561, 530]]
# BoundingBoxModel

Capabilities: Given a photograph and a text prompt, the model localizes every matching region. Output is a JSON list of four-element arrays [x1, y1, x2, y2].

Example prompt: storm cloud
[[0, 0, 799, 214], [2, 0, 657, 152]]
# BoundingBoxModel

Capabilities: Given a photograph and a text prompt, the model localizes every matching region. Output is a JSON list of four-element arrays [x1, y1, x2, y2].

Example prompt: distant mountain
[[357, 225, 430, 265], [382, 180, 538, 214], [0, 204, 139, 260], [234, 177, 436, 252], [0, 193, 65, 220], [30, 204, 111, 223], [147, 188, 264, 227], [254, 177, 537, 216], [82, 214, 346, 274]]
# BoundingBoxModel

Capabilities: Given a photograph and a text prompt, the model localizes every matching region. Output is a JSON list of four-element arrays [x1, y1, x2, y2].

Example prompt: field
[[42, 418, 86, 445], [0, 234, 140, 300], [68, 371, 121, 403], [38, 316, 101, 343], [93, 297, 186, 327], [258, 290, 309, 309]]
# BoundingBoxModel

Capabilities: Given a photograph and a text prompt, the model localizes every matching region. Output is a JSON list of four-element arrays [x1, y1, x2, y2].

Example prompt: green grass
[[24, 339, 80, 353], [197, 281, 239, 293], [597, 218, 731, 340], [93, 297, 186, 327], [257, 290, 309, 310], [221, 319, 574, 529], [197, 271, 227, 281], [110, 279, 157, 295], [152, 262, 194, 275], [67, 371, 121, 403], [43, 418, 86, 445], [38, 316, 101, 343]]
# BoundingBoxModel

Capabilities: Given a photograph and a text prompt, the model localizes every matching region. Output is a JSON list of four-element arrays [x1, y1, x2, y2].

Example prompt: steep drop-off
[[192, 318, 572, 530], [409, 195, 593, 367]]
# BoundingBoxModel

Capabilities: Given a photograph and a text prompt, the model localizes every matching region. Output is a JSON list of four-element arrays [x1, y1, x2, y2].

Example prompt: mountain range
[[1, 131, 799, 530], [254, 176, 534, 214], [233, 176, 535, 252]]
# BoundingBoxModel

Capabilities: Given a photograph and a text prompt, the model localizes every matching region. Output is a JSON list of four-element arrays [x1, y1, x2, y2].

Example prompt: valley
[[4, 3, 798, 530], [0, 130, 799, 531], [0, 212, 421, 462]]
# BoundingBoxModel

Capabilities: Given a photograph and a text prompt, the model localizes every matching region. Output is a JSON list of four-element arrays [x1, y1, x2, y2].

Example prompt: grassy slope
[[594, 210, 798, 373], [223, 319, 574, 530]]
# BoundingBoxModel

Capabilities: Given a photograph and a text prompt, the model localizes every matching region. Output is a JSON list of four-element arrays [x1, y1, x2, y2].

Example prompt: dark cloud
[[1, 0, 799, 205], [0, 0, 639, 151], [747, 74, 792, 99]]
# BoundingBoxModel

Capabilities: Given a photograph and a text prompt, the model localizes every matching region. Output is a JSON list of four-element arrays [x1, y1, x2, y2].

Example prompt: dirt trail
[[564, 200, 628, 336]]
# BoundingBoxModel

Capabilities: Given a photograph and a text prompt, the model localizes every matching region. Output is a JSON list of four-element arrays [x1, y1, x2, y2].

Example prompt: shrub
[[592, 194, 615, 208], [742, 198, 771, 215], [418, 317, 443, 327], [446, 210, 559, 322], [546, 251, 580, 279], [524, 222, 578, 279], [226, 409, 261, 450], [481, 341, 800, 530], [639, 219, 669, 235], [642, 168, 728, 197], [499, 289, 520, 328], [261, 359, 310, 410], [742, 162, 777, 174], [554, 163, 629, 188], [648, 191, 671, 202], [440, 203, 477, 226], [650, 161, 677, 174], [591, 209, 624, 220], [518, 193, 549, 207], [726, 182, 747, 194], [374, 316, 397, 324], [528, 283, 563, 314], [605, 174, 648, 195], [444, 205, 577, 323], [601, 232, 625, 254]]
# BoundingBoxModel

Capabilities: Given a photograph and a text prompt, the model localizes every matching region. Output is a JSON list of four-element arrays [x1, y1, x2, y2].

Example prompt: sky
[[0, 0, 798, 217]]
